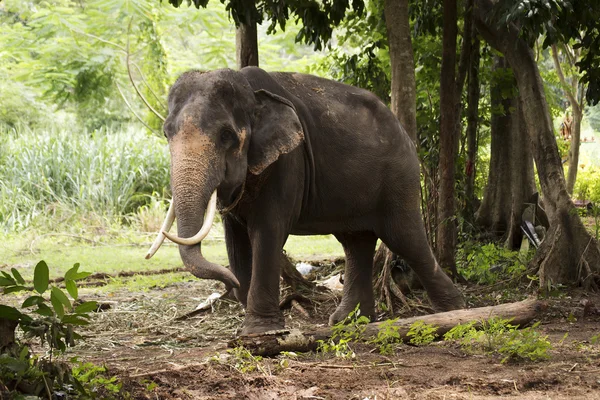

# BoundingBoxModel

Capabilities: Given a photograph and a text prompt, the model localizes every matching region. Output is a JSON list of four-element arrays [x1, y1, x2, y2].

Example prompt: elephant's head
[[147, 69, 304, 288]]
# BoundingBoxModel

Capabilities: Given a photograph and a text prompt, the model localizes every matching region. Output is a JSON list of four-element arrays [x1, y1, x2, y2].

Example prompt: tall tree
[[384, 0, 416, 142], [476, 57, 536, 247], [474, 0, 600, 289], [372, 0, 419, 313], [236, 6, 259, 69], [437, 0, 459, 276], [551, 44, 585, 194], [463, 36, 481, 225]]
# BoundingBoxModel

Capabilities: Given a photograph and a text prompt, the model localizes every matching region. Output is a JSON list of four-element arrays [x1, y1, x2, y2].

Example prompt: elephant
[[146, 67, 465, 335]]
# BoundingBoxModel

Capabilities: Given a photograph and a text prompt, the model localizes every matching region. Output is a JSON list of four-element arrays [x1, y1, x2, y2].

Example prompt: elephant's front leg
[[223, 215, 252, 306], [241, 228, 286, 336]]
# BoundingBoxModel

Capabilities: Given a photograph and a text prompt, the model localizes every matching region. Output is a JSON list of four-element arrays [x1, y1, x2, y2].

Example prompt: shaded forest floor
[[2, 231, 600, 399], [42, 275, 600, 399]]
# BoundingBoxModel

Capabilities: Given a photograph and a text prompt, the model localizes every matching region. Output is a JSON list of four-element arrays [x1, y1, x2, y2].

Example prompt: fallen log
[[231, 298, 546, 356]]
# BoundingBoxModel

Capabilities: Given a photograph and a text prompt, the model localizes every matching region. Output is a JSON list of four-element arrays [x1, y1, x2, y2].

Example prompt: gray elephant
[[146, 67, 465, 335]]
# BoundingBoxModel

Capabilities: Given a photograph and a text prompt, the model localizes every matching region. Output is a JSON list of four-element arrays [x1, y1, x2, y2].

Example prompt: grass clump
[[0, 125, 169, 232], [443, 318, 551, 363]]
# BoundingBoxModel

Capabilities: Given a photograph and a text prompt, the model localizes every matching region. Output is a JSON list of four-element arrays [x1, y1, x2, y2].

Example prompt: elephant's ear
[[248, 89, 304, 175]]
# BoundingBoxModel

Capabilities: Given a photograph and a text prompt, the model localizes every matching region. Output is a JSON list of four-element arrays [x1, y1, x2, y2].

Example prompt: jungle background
[[1, 0, 600, 398]]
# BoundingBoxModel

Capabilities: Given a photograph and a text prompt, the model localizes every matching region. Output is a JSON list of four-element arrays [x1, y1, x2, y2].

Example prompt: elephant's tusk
[[145, 199, 176, 259], [162, 190, 217, 246]]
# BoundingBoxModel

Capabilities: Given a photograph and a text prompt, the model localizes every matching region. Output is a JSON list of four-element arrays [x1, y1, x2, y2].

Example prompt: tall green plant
[[0, 125, 170, 232]]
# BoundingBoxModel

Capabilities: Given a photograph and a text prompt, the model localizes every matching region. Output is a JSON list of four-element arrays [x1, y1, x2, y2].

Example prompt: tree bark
[[437, 0, 459, 276], [474, 0, 600, 289], [505, 104, 537, 249], [476, 56, 515, 236], [373, 0, 420, 313], [384, 0, 417, 142], [233, 299, 546, 356], [0, 318, 17, 352], [235, 10, 259, 69], [476, 56, 535, 246], [551, 44, 583, 195], [464, 37, 481, 225]]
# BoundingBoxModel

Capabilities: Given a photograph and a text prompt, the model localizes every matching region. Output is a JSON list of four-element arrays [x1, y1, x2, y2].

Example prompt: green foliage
[[457, 242, 529, 285], [444, 318, 552, 363], [321, 0, 390, 103], [406, 321, 438, 346], [0, 261, 112, 398], [317, 305, 369, 359], [573, 167, 600, 203], [493, 0, 600, 105], [370, 318, 401, 355], [71, 361, 123, 398], [210, 346, 264, 374], [0, 125, 170, 232]]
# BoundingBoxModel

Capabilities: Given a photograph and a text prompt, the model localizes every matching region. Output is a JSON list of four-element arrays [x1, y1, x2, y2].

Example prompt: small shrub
[[406, 321, 438, 346], [0, 261, 122, 398], [457, 242, 529, 285], [317, 305, 370, 359], [370, 318, 401, 355], [210, 346, 264, 374], [444, 318, 551, 363]]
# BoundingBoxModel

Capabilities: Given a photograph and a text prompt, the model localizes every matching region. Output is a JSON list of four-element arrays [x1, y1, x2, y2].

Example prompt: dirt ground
[[57, 271, 600, 400]]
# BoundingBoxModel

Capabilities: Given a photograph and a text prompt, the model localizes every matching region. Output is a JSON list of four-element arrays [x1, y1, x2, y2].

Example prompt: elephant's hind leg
[[329, 232, 378, 325], [377, 210, 465, 312]]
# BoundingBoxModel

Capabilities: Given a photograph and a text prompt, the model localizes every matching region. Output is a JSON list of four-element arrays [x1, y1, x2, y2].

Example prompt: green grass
[[0, 125, 170, 232], [0, 229, 343, 282]]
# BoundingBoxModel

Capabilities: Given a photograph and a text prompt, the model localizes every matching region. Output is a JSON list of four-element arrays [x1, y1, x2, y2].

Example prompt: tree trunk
[[373, 0, 419, 313], [235, 11, 259, 69], [384, 0, 417, 142], [566, 105, 583, 194], [0, 318, 17, 352], [463, 37, 481, 226], [551, 44, 584, 195], [504, 104, 537, 249], [474, 0, 600, 289], [437, 0, 459, 276], [476, 56, 514, 236], [476, 57, 535, 246]]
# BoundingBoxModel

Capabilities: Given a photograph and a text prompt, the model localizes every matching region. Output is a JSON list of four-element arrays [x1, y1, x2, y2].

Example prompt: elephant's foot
[[428, 289, 465, 312], [240, 311, 285, 336], [328, 300, 375, 326]]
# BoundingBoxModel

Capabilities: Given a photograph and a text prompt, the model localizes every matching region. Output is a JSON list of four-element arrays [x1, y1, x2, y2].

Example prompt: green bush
[[573, 167, 600, 203], [457, 242, 528, 285], [0, 261, 125, 398], [0, 125, 170, 232], [444, 318, 552, 363]]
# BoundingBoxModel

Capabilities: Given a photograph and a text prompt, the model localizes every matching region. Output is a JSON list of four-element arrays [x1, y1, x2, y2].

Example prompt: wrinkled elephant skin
[[162, 67, 465, 335]]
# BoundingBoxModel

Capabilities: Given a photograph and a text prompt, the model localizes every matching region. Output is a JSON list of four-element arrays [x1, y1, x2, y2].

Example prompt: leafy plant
[[71, 360, 124, 399], [317, 305, 370, 359], [210, 346, 265, 374], [457, 242, 529, 285], [406, 321, 438, 346], [444, 318, 552, 363], [370, 318, 401, 355], [0, 261, 103, 397]]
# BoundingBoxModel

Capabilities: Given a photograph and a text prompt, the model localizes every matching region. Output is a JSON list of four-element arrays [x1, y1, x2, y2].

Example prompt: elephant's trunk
[[172, 186, 239, 289], [167, 137, 240, 289]]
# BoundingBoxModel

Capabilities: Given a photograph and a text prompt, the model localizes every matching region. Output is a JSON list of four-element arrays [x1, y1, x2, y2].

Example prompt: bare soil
[[62, 275, 600, 400]]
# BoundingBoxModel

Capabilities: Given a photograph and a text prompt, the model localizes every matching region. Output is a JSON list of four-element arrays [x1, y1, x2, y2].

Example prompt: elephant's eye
[[220, 128, 237, 145]]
